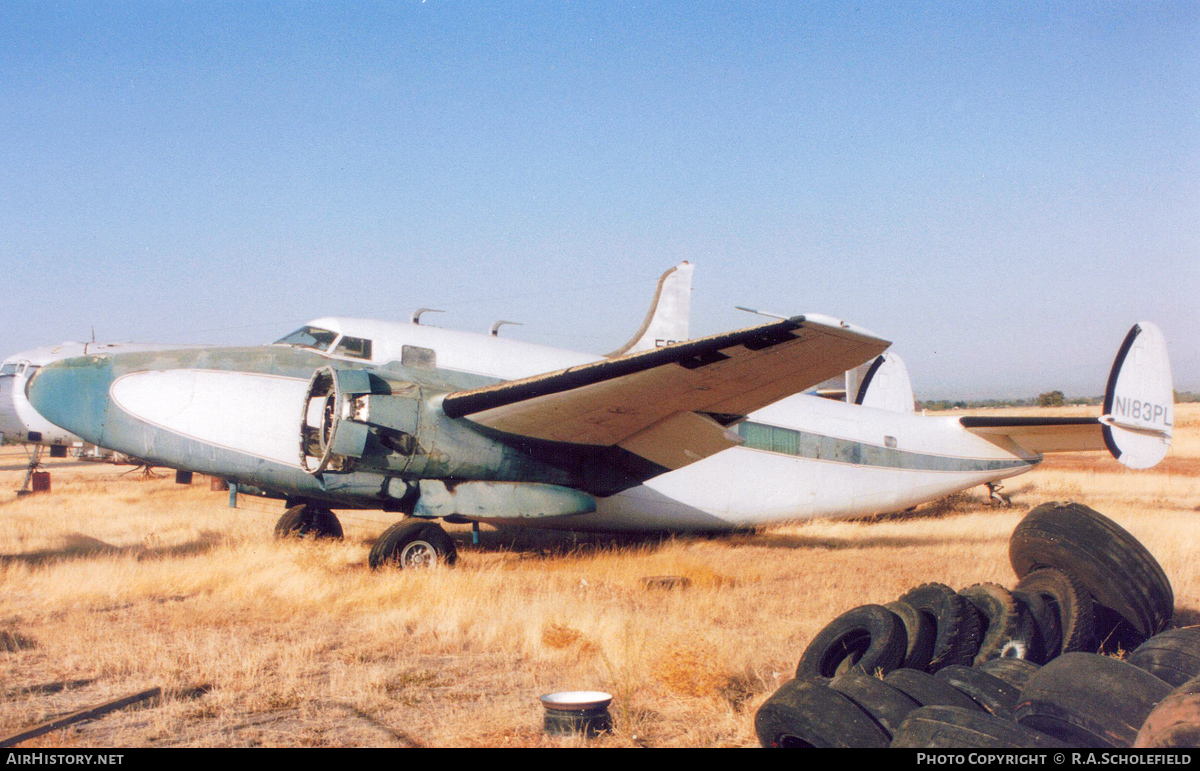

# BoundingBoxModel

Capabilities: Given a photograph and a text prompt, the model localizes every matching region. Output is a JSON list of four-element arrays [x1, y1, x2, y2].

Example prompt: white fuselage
[[277, 318, 1040, 531]]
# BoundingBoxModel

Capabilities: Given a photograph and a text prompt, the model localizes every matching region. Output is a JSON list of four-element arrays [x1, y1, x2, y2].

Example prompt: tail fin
[[607, 262, 693, 357], [1101, 322, 1174, 469], [854, 353, 915, 413]]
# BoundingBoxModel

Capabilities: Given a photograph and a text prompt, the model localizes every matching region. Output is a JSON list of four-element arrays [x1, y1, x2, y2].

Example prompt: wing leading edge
[[442, 315, 891, 469]]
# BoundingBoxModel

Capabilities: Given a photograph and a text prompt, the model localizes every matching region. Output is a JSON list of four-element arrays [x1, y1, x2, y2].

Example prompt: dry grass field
[[1, 404, 1198, 747]]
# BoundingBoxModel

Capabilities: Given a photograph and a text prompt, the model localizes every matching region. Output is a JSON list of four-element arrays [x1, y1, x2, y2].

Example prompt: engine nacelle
[[299, 365, 581, 491], [300, 366, 421, 474]]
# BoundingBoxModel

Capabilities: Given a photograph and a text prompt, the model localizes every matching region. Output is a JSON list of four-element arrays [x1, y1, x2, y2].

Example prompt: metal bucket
[[540, 691, 613, 737]]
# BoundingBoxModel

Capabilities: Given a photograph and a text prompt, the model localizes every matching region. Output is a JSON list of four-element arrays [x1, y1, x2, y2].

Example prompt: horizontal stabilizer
[[960, 321, 1173, 469], [443, 315, 890, 467], [959, 416, 1104, 454]]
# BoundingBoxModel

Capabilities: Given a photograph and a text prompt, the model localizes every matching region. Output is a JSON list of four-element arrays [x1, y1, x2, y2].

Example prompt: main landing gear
[[369, 519, 458, 570], [273, 503, 345, 540], [273, 502, 457, 570]]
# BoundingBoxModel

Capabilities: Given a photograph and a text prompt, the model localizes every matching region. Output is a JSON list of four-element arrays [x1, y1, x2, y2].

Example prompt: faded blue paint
[[736, 421, 1035, 474]]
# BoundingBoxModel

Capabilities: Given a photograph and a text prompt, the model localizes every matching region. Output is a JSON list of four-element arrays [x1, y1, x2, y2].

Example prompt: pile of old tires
[[756, 502, 1200, 748]]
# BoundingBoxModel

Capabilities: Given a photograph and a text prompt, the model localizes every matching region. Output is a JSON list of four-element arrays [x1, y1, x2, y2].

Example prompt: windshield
[[0, 363, 17, 376], [273, 326, 339, 352]]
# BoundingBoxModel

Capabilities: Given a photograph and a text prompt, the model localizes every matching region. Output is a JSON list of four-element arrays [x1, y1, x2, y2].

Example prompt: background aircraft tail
[[607, 262, 693, 357], [854, 353, 916, 413]]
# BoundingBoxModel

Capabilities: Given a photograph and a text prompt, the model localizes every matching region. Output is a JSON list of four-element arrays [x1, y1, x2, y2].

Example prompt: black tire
[[884, 600, 937, 672], [1014, 652, 1173, 748], [754, 678, 890, 748], [369, 519, 458, 569], [898, 583, 981, 671], [890, 706, 1068, 749], [828, 672, 921, 739], [933, 665, 1021, 719], [882, 668, 983, 712], [1011, 588, 1059, 664], [1129, 627, 1200, 688], [795, 605, 907, 681], [1014, 567, 1095, 654], [979, 658, 1041, 692], [273, 504, 344, 540], [1134, 676, 1200, 748], [959, 584, 1020, 666], [1009, 501, 1174, 638]]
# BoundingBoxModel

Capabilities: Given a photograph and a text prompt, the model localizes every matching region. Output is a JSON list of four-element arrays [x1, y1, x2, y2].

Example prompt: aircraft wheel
[[1129, 628, 1200, 688], [754, 678, 890, 748], [1013, 567, 1095, 656], [978, 658, 1041, 692], [885, 600, 937, 672], [369, 520, 457, 570], [1135, 678, 1200, 748], [883, 669, 983, 713], [898, 583, 980, 672], [1015, 652, 1172, 748], [1009, 502, 1173, 639], [274, 504, 344, 540], [958, 583, 1020, 666], [794, 604, 907, 681], [890, 705, 1068, 749], [933, 665, 1020, 720]]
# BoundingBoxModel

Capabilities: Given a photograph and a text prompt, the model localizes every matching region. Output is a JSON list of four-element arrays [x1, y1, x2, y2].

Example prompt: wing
[[442, 315, 890, 469], [959, 417, 1105, 454]]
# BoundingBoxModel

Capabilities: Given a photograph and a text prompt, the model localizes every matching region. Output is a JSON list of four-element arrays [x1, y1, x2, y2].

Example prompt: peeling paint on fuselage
[[29, 346, 655, 509]]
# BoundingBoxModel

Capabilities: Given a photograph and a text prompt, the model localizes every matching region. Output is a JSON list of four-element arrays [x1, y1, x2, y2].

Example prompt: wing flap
[[443, 316, 890, 453], [617, 411, 744, 470]]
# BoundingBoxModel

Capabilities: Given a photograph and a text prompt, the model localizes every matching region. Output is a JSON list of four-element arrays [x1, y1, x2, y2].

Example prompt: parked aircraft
[[1, 341, 209, 490], [24, 265, 1173, 569], [1, 341, 212, 453]]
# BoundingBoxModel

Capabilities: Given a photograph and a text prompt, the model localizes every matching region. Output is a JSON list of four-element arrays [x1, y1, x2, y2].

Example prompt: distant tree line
[[916, 390, 1200, 411]]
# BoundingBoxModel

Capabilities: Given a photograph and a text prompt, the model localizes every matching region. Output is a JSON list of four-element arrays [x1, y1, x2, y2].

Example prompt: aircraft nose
[[26, 356, 114, 445]]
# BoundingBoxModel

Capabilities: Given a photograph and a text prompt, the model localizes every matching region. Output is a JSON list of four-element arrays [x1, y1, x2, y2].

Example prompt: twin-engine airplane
[[25, 264, 1174, 568]]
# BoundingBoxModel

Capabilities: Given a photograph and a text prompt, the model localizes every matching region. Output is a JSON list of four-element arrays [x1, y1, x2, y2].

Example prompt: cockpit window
[[274, 326, 339, 352], [0, 363, 17, 376], [333, 335, 373, 360]]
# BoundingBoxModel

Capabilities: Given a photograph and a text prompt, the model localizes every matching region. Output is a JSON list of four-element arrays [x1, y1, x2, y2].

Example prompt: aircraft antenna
[[489, 320, 523, 337], [734, 306, 788, 320], [411, 308, 445, 325]]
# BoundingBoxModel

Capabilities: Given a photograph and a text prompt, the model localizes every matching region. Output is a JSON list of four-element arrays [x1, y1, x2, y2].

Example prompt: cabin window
[[274, 326, 338, 352], [401, 345, 436, 370], [334, 335, 373, 360]]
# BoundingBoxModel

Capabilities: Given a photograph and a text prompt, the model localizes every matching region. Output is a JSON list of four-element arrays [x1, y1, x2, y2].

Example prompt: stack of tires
[[755, 502, 1200, 748]]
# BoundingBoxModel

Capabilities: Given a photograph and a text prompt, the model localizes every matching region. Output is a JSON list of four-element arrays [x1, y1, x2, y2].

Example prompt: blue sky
[[2, 2, 1196, 398]]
